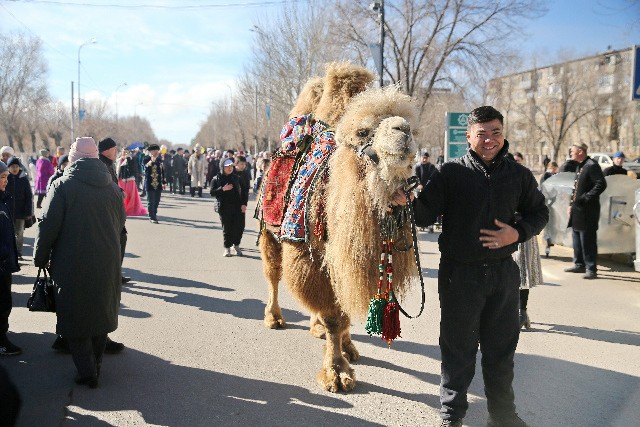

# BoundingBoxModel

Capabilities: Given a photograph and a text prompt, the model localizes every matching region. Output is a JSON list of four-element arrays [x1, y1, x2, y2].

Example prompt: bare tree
[[0, 32, 50, 152], [331, 0, 546, 120]]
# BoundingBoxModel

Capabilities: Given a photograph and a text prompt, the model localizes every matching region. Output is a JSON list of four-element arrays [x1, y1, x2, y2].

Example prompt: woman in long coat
[[35, 148, 55, 208], [188, 144, 207, 197], [34, 137, 126, 388]]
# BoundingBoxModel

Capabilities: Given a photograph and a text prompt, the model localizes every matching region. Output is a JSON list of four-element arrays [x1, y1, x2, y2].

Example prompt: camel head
[[334, 85, 417, 211]]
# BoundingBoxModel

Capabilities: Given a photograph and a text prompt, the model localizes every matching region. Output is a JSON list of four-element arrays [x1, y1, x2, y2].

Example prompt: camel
[[258, 63, 373, 338], [260, 80, 419, 392]]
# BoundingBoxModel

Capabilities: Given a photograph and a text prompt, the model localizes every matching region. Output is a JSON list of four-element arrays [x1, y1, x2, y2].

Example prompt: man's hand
[[241, 205, 247, 214], [479, 219, 519, 249], [390, 187, 413, 206]]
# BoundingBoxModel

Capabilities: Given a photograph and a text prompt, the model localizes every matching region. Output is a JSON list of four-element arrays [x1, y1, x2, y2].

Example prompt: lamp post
[[77, 37, 97, 129], [114, 82, 127, 122], [369, 1, 385, 87]]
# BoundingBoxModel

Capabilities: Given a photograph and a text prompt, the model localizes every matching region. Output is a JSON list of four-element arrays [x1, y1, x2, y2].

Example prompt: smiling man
[[413, 106, 549, 427]]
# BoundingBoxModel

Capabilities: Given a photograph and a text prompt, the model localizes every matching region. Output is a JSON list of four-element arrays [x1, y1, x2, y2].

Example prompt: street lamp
[[369, 1, 385, 87], [77, 37, 97, 127], [114, 82, 127, 122]]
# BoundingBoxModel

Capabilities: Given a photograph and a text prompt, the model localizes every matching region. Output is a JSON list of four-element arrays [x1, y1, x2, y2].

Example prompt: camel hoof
[[264, 314, 286, 329], [316, 364, 356, 393], [309, 323, 326, 339], [342, 342, 360, 362]]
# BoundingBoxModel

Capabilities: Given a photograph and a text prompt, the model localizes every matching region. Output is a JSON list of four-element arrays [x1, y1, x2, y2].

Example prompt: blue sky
[[1, 0, 639, 144]]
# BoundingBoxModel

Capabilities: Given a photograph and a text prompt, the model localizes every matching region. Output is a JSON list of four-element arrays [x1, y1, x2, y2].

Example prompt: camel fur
[[279, 85, 418, 392], [259, 63, 374, 337]]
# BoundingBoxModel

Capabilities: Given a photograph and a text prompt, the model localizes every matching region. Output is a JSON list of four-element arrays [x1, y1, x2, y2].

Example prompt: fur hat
[[7, 157, 21, 168], [0, 161, 7, 175], [0, 146, 14, 156], [69, 137, 98, 162], [98, 137, 117, 153]]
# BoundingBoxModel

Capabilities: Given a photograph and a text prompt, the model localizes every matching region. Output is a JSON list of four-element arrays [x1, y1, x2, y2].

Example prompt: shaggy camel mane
[[320, 86, 418, 319]]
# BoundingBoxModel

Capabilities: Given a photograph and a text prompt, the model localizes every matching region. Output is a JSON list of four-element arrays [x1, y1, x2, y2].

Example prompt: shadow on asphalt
[[4, 332, 377, 427], [530, 323, 640, 346], [119, 270, 306, 324]]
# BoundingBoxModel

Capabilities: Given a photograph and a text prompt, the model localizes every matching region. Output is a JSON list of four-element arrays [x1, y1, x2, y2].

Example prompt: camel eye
[[357, 129, 369, 138]]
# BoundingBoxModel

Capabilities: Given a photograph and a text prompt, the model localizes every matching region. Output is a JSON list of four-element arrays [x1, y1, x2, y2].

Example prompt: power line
[[8, 0, 306, 10]]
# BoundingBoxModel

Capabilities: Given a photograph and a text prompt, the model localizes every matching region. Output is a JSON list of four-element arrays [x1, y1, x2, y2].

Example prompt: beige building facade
[[487, 47, 639, 166]]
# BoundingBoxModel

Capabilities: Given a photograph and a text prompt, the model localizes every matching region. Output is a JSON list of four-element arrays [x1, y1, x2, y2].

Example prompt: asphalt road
[[2, 191, 639, 427]]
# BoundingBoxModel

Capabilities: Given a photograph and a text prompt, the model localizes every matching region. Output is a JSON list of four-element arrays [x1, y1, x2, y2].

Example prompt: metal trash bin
[[541, 173, 640, 258], [635, 188, 640, 272]]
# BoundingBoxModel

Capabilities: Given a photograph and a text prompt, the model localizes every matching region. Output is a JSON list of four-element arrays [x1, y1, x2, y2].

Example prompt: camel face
[[370, 115, 416, 181]]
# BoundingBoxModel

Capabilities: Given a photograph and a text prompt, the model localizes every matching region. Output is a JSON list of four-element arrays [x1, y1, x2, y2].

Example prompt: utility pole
[[379, 0, 384, 88], [71, 81, 75, 143], [254, 85, 258, 155]]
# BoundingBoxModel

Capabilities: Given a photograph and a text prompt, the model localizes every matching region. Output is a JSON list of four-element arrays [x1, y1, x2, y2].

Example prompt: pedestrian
[[6, 157, 34, 261], [1, 146, 15, 165], [540, 161, 558, 185], [210, 158, 246, 257], [46, 154, 69, 193], [564, 143, 607, 279], [603, 151, 628, 176], [144, 144, 164, 223], [172, 147, 186, 194], [35, 148, 55, 208], [414, 106, 548, 427], [34, 137, 125, 388], [162, 147, 174, 192], [0, 364, 21, 425], [183, 149, 191, 194], [188, 143, 207, 197], [51, 146, 65, 169], [117, 149, 148, 216], [206, 150, 220, 189], [559, 147, 578, 172], [0, 160, 22, 356], [509, 153, 544, 330]]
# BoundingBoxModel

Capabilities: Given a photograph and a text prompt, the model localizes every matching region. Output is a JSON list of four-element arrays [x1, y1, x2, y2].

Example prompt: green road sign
[[448, 143, 468, 158], [449, 128, 467, 143], [448, 112, 469, 128]]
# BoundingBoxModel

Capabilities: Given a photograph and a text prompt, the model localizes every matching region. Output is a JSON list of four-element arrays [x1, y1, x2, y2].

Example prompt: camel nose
[[388, 117, 411, 136]]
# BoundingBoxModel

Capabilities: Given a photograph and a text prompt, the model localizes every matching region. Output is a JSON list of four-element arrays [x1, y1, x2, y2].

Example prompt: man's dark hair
[[467, 106, 503, 128], [235, 155, 247, 163], [177, 147, 183, 152]]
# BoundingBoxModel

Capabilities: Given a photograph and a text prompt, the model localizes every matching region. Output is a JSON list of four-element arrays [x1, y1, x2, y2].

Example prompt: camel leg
[[309, 313, 326, 339], [341, 327, 359, 362], [316, 312, 356, 392], [259, 230, 285, 329]]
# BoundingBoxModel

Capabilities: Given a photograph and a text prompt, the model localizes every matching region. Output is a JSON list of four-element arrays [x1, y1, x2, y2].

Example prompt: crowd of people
[[0, 105, 635, 426]]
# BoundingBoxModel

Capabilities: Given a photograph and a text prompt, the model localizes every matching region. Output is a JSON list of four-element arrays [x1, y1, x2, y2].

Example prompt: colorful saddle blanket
[[255, 113, 335, 241], [280, 116, 335, 242]]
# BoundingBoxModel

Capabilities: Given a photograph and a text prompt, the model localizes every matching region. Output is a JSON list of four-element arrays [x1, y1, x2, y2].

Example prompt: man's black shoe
[[105, 337, 125, 354], [564, 265, 586, 273], [487, 412, 529, 427], [0, 336, 22, 356], [121, 276, 131, 283], [52, 335, 71, 353], [75, 375, 99, 389], [583, 271, 597, 280]]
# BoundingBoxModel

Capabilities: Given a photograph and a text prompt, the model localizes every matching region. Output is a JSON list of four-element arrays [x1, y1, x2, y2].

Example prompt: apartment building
[[487, 46, 638, 164]]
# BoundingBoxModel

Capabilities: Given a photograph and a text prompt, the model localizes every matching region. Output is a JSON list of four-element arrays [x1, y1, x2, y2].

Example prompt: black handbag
[[24, 216, 36, 228], [27, 268, 56, 312]]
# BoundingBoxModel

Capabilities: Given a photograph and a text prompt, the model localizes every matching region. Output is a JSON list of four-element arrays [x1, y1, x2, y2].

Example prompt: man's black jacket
[[414, 141, 549, 264], [568, 156, 606, 231]]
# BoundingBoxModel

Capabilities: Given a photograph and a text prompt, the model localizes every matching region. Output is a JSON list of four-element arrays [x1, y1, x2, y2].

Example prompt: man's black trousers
[[438, 257, 520, 421]]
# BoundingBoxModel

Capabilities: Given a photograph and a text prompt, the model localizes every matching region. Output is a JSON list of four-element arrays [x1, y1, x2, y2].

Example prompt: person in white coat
[[187, 143, 207, 197]]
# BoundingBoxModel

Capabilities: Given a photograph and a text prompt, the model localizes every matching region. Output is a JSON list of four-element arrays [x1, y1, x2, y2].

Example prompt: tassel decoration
[[365, 293, 387, 336], [382, 290, 401, 345]]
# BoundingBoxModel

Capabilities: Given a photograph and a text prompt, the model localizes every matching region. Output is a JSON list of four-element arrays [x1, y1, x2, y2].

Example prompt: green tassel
[[365, 294, 387, 336]]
